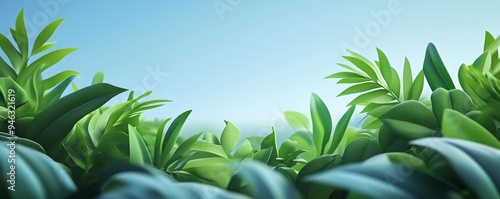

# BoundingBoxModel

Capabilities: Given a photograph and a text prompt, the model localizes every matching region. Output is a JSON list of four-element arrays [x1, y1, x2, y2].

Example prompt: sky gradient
[[1, 1, 500, 138]]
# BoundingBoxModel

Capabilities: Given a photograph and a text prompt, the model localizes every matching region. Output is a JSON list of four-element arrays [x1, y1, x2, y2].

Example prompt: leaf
[[164, 132, 202, 168], [343, 56, 378, 81], [403, 57, 413, 101], [390, 68, 401, 98], [348, 89, 394, 106], [297, 154, 342, 179], [0, 33, 22, 71], [284, 111, 310, 131], [261, 129, 279, 165], [39, 74, 76, 110], [325, 71, 364, 79], [232, 162, 301, 199], [0, 56, 16, 78], [441, 109, 500, 149], [18, 48, 77, 85], [380, 101, 438, 140], [159, 110, 192, 166], [412, 138, 500, 199], [342, 137, 381, 164], [377, 48, 393, 87], [310, 93, 332, 155], [129, 125, 152, 165], [220, 120, 241, 156], [32, 18, 64, 54], [43, 70, 79, 90], [337, 82, 380, 97], [337, 77, 371, 84], [327, 105, 355, 154], [234, 139, 253, 160], [92, 71, 105, 84], [31, 41, 56, 56], [28, 83, 126, 154], [408, 70, 424, 100], [184, 140, 228, 159], [13, 9, 28, 57], [423, 43, 455, 90]]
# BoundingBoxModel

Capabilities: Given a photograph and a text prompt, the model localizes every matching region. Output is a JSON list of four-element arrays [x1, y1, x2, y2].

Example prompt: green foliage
[[0, 10, 125, 162], [327, 49, 425, 129], [3, 8, 500, 199]]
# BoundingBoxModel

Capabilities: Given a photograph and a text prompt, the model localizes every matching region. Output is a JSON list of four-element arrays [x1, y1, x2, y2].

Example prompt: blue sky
[[2, 1, 500, 138]]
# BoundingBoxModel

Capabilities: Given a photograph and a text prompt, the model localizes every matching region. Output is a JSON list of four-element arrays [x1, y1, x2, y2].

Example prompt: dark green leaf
[[423, 43, 455, 90]]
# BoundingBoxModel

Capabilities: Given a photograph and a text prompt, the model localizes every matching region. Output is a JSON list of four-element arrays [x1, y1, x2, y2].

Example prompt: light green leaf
[[441, 109, 500, 149], [43, 70, 79, 90], [159, 110, 192, 165], [403, 57, 413, 101], [327, 105, 355, 154], [129, 125, 152, 165], [348, 89, 394, 106], [408, 70, 424, 100], [337, 82, 380, 97], [310, 93, 332, 155], [343, 56, 378, 81], [284, 111, 310, 131], [92, 71, 105, 84], [32, 18, 64, 54], [221, 120, 241, 156]]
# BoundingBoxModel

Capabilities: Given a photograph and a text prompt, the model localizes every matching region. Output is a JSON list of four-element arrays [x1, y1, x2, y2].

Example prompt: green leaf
[[32, 18, 64, 54], [43, 70, 79, 90], [377, 48, 392, 87], [92, 71, 105, 84], [423, 43, 455, 90], [0, 56, 16, 78], [164, 132, 202, 168], [380, 101, 438, 140], [297, 154, 342, 179], [31, 41, 56, 56], [389, 67, 401, 98], [403, 57, 413, 101], [0, 77, 29, 107], [337, 77, 371, 84], [0, 33, 22, 71], [343, 56, 378, 81], [129, 125, 152, 165], [310, 93, 332, 155], [325, 71, 364, 79], [288, 131, 316, 161], [28, 83, 126, 154], [18, 48, 77, 85], [14, 9, 28, 57], [284, 111, 310, 131], [412, 138, 500, 199], [159, 110, 192, 166], [232, 162, 301, 199], [261, 129, 279, 165], [441, 109, 500, 149], [234, 139, 253, 160], [342, 137, 381, 164], [348, 89, 394, 106], [337, 82, 380, 97], [220, 120, 241, 156], [184, 140, 228, 159], [327, 105, 355, 154], [408, 70, 424, 100], [39, 74, 76, 110]]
